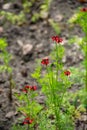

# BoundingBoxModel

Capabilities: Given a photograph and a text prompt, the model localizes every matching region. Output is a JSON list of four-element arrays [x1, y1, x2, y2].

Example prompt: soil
[[0, 0, 87, 130]]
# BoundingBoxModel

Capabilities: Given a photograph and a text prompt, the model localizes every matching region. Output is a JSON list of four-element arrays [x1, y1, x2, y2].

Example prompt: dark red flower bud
[[51, 36, 63, 43], [31, 86, 37, 91], [41, 58, 49, 66], [64, 70, 71, 76], [21, 85, 37, 93], [22, 117, 33, 125], [52, 36, 56, 41], [21, 86, 32, 93]]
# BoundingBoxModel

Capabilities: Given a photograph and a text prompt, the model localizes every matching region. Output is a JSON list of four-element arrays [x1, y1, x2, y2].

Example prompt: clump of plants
[[31, 36, 75, 130], [14, 85, 42, 130], [11, 7, 87, 129], [0, 0, 52, 25], [0, 0, 60, 37], [0, 11, 26, 25], [12, 36, 75, 130]]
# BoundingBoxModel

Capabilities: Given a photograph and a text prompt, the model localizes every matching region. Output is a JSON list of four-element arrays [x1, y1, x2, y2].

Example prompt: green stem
[[30, 92, 34, 117], [47, 67, 59, 129], [26, 93, 30, 116], [55, 43, 59, 82], [47, 67, 53, 104], [27, 124, 29, 130], [47, 44, 61, 130], [55, 43, 61, 129]]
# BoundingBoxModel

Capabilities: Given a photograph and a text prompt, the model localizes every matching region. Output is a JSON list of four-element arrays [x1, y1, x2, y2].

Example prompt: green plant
[[0, 38, 14, 101], [32, 0, 52, 22], [0, 11, 26, 25], [31, 36, 74, 130], [22, 0, 35, 13], [40, 0, 51, 18], [40, 0, 51, 12], [69, 7, 87, 127], [0, 0, 52, 24], [31, 12, 40, 23], [15, 85, 42, 129]]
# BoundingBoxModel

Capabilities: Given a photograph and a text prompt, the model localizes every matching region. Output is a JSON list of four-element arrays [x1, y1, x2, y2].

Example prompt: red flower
[[80, 7, 87, 12], [52, 36, 56, 41], [22, 117, 33, 125], [41, 58, 49, 66], [52, 36, 63, 43], [31, 86, 37, 91], [64, 70, 71, 76], [21, 85, 37, 93]]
